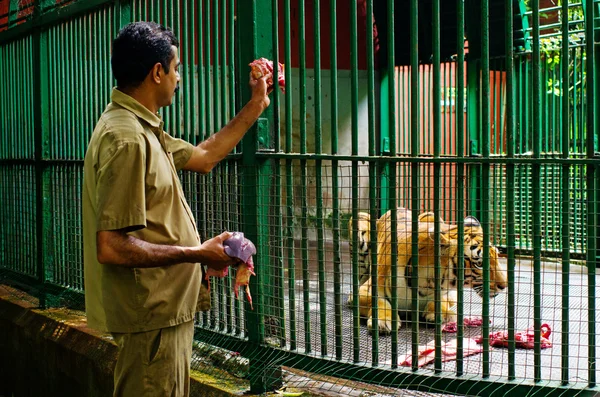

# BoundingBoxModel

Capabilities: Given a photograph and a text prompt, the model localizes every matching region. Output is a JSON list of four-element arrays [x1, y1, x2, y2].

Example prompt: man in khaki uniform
[[82, 22, 271, 397]]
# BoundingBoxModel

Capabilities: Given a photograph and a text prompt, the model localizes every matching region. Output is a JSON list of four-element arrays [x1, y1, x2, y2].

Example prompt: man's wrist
[[248, 97, 268, 112]]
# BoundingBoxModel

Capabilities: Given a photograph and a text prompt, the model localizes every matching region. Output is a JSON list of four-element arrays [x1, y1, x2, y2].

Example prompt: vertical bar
[[505, 0, 517, 382], [271, 0, 286, 348], [531, 0, 542, 382], [365, 0, 379, 366], [297, 0, 311, 355], [220, 0, 226, 132], [560, 0, 571, 386], [387, 0, 398, 368], [432, 0, 442, 374], [455, 0, 466, 377], [204, 0, 211, 140], [229, 0, 235, 129], [350, 0, 360, 364], [481, 0, 491, 378], [584, 0, 597, 387], [313, 0, 327, 357], [238, 0, 279, 391], [202, 0, 212, 329], [330, 0, 343, 361], [283, 0, 297, 351], [33, 1, 48, 307], [182, 0, 190, 143], [410, 0, 420, 370]]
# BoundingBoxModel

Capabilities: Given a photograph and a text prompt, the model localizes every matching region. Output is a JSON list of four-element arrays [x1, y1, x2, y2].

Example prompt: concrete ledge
[[0, 285, 252, 397]]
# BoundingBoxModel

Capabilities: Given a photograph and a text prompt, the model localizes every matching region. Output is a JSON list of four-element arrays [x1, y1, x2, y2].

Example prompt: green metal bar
[[432, 0, 442, 374], [77, 17, 83, 159], [481, 0, 491, 378], [182, 0, 190, 143], [298, 0, 306, 155], [283, 0, 296, 351], [171, 2, 179, 139], [284, 0, 292, 154], [387, 0, 398, 368], [237, 0, 278, 392], [329, 0, 342, 361], [68, 19, 75, 159], [365, 0, 379, 365], [584, 0, 597, 387], [271, 0, 279, 152], [34, 1, 48, 307], [195, 0, 209, 329], [301, 153, 309, 351], [204, 0, 211, 140], [350, 0, 360, 364], [410, 0, 420, 370], [229, 0, 235, 137], [59, 23, 66, 159], [505, 0, 517, 382], [271, 0, 285, 348], [197, 0, 205, 142], [455, 0, 465, 376], [313, 0, 327, 357], [297, 0, 311, 355], [220, 0, 226, 134], [532, 0, 543, 382], [560, 0, 571, 386]]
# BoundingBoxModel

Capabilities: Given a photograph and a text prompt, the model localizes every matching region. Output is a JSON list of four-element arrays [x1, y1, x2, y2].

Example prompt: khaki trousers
[[111, 320, 194, 397]]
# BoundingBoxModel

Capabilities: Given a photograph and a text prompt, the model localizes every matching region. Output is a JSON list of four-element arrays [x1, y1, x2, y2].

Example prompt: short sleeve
[[163, 133, 194, 170], [96, 140, 147, 231]]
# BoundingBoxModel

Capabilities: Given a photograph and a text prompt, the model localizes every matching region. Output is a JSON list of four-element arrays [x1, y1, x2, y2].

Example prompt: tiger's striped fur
[[357, 209, 507, 334]]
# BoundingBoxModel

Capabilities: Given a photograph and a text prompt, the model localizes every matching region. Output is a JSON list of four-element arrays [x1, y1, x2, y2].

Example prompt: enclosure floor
[[269, 239, 600, 390]]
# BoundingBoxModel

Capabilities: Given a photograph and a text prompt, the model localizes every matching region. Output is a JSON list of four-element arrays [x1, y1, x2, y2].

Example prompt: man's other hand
[[196, 231, 238, 271]]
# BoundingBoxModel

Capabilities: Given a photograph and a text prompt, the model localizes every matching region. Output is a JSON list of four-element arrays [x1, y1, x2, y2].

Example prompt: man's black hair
[[111, 22, 179, 89]]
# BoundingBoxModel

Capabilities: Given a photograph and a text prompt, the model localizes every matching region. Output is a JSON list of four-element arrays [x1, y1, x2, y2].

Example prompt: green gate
[[1, 0, 599, 396]]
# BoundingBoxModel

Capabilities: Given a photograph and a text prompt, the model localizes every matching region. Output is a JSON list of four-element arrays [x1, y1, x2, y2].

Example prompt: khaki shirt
[[82, 88, 210, 333]]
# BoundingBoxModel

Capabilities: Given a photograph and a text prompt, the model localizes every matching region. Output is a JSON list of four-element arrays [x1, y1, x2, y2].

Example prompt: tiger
[[357, 209, 508, 334], [347, 208, 428, 306], [346, 212, 372, 305]]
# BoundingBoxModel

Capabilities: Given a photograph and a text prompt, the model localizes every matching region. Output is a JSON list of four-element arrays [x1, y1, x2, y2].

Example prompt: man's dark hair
[[111, 22, 179, 89]]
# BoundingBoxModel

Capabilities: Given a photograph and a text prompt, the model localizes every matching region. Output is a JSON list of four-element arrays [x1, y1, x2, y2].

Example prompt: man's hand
[[249, 72, 272, 110], [195, 231, 239, 272]]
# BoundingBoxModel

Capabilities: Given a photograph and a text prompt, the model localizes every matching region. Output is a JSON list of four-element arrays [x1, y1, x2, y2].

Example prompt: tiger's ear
[[464, 216, 480, 227]]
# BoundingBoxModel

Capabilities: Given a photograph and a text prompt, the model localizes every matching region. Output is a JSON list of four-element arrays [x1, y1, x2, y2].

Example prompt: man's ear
[[150, 62, 163, 84]]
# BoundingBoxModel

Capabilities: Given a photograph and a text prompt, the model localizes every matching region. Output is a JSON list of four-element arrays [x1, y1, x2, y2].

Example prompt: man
[[82, 22, 271, 397]]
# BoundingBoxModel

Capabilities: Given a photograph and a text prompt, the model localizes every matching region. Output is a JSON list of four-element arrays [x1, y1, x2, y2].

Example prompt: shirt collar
[[110, 88, 163, 130]]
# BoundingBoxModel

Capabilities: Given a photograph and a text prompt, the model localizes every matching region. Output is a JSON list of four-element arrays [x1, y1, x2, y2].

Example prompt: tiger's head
[[433, 216, 508, 299], [348, 212, 371, 258]]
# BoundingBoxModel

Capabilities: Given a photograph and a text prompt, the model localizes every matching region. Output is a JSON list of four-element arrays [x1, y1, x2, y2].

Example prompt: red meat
[[442, 317, 487, 333], [475, 323, 552, 349], [399, 338, 483, 367], [249, 57, 285, 93]]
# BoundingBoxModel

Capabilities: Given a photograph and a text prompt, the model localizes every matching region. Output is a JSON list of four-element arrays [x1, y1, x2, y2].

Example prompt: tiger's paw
[[367, 317, 400, 334], [423, 301, 457, 323]]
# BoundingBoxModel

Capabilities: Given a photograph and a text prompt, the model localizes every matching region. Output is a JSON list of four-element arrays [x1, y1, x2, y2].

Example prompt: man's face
[[160, 46, 180, 107]]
